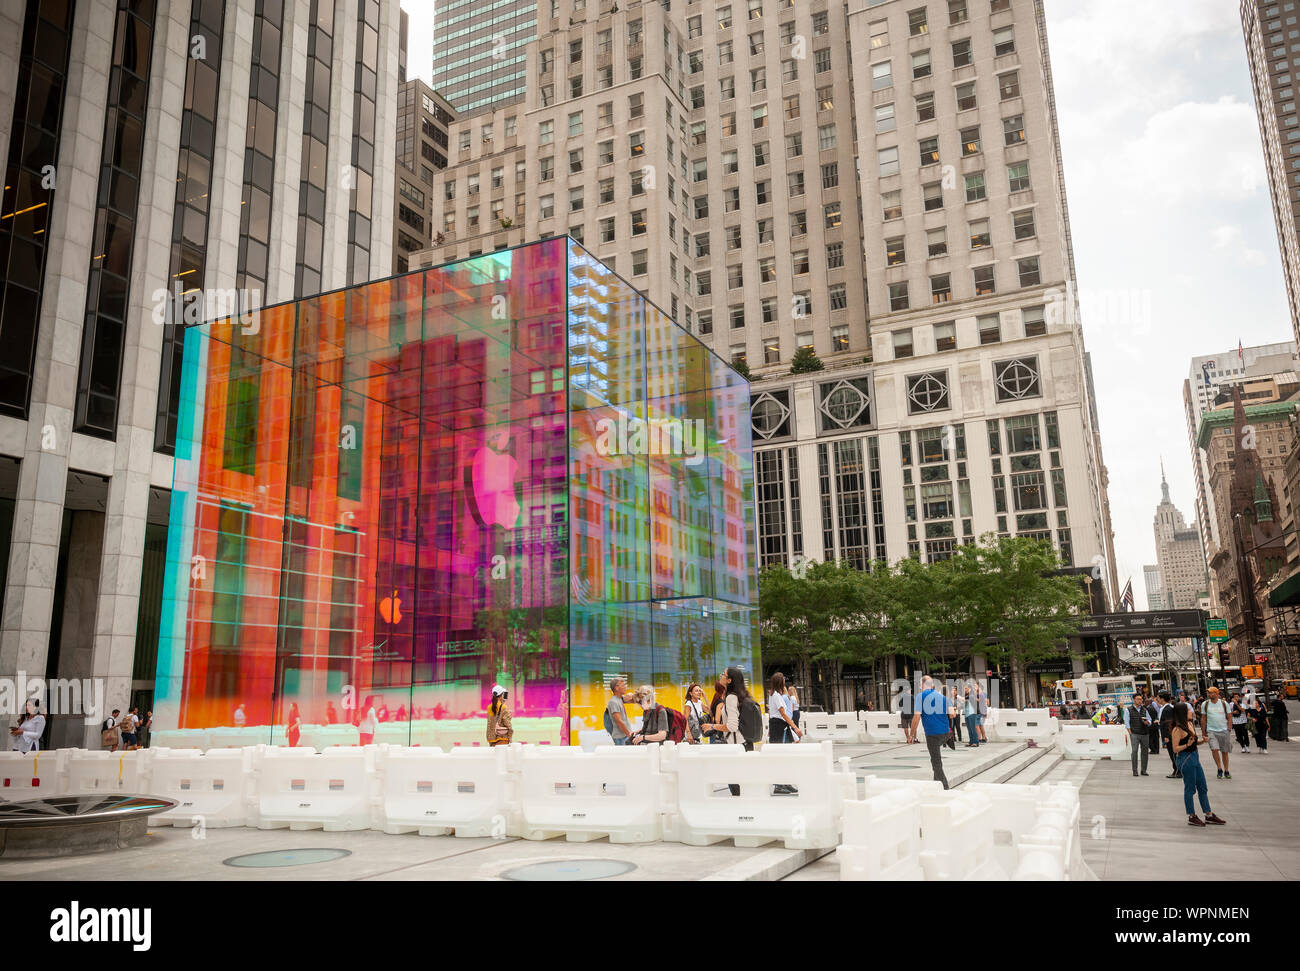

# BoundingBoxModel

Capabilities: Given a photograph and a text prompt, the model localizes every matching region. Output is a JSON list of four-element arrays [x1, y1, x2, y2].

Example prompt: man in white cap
[[487, 684, 512, 745]]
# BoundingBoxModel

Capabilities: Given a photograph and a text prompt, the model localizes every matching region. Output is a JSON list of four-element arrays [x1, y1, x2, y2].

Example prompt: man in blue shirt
[[912, 675, 953, 789]]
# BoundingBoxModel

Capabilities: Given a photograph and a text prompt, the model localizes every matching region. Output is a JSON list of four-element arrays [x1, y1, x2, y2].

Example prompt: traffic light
[[1253, 613, 1266, 639]]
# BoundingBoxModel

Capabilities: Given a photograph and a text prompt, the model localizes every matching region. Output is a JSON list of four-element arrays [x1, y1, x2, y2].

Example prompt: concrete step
[[1040, 757, 1098, 787], [956, 742, 1052, 787], [1004, 748, 1064, 786]]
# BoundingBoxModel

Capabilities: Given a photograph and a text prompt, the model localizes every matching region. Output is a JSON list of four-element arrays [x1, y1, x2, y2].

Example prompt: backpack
[[603, 707, 613, 734], [737, 697, 762, 744], [662, 706, 687, 744]]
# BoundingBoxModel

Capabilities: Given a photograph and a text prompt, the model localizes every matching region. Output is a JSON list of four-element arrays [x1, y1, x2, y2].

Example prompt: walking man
[[898, 681, 916, 743], [1199, 686, 1233, 780], [912, 675, 952, 790], [1124, 689, 1152, 776]]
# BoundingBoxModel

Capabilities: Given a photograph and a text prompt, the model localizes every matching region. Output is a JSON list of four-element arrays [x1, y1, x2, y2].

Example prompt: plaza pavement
[[0, 735, 1293, 880]]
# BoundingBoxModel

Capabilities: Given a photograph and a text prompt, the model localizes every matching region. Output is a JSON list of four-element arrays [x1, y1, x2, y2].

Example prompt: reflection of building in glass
[[157, 238, 758, 743]]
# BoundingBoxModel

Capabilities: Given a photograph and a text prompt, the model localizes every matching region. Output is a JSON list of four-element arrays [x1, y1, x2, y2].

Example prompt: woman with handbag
[[708, 680, 728, 744], [487, 684, 513, 746], [1170, 702, 1226, 827]]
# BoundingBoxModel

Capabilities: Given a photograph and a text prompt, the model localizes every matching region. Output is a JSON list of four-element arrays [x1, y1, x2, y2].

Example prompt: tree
[[789, 346, 825, 374], [732, 357, 752, 380], [964, 535, 1087, 707]]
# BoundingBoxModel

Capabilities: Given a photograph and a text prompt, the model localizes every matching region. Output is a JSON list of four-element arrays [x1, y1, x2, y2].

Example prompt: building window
[[907, 372, 950, 414], [883, 190, 903, 220], [889, 282, 910, 311], [1008, 161, 1031, 192], [1017, 256, 1041, 287], [879, 146, 900, 177], [953, 37, 973, 68], [965, 173, 987, 203], [994, 25, 1015, 57], [1003, 114, 1026, 145], [912, 50, 932, 80], [923, 182, 944, 212], [893, 330, 914, 358], [995, 357, 1041, 401], [978, 314, 1001, 344], [973, 265, 997, 296], [887, 237, 906, 266], [956, 82, 977, 111], [931, 275, 953, 305], [934, 320, 957, 350], [1012, 208, 1037, 240], [920, 136, 940, 166], [1023, 305, 1047, 337], [999, 71, 1021, 100], [961, 126, 982, 156], [916, 91, 936, 121], [928, 227, 948, 257], [970, 218, 991, 248], [872, 60, 893, 90]]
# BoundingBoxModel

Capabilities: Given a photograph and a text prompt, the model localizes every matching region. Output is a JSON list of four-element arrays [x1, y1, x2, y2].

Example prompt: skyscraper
[[432, 0, 536, 115], [0, 0, 400, 748], [412, 0, 1118, 635], [1242, 0, 1300, 346], [1143, 564, 1166, 611], [1152, 464, 1207, 611]]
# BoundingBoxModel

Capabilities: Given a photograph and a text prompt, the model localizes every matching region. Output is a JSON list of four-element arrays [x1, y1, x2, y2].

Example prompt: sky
[[400, 0, 1294, 609]]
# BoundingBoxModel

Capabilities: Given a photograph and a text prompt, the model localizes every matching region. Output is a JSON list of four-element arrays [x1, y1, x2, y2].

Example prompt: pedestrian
[[975, 683, 989, 742], [963, 686, 980, 747], [722, 667, 758, 751], [486, 684, 512, 745], [233, 702, 246, 728], [286, 702, 302, 747], [1250, 697, 1270, 754], [1198, 687, 1234, 781], [684, 682, 712, 744], [898, 681, 916, 743], [1144, 692, 1162, 758], [949, 686, 963, 742], [1270, 692, 1289, 742], [707, 679, 728, 744], [1156, 690, 1180, 778], [138, 709, 152, 748], [101, 708, 122, 752], [629, 685, 669, 745], [1123, 689, 1152, 777], [119, 707, 138, 750], [912, 675, 952, 790], [358, 696, 378, 745], [767, 672, 801, 744], [1231, 693, 1251, 753], [9, 699, 45, 753], [787, 684, 801, 733], [604, 677, 635, 745], [1169, 701, 1227, 827]]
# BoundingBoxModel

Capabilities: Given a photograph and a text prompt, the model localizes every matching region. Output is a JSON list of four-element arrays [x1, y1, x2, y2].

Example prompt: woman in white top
[[767, 672, 802, 743], [788, 684, 801, 733], [358, 696, 379, 745], [10, 699, 45, 753]]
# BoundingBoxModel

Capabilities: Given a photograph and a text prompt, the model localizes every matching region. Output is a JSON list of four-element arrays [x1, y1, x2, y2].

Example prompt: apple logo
[[466, 429, 522, 529], [379, 590, 403, 624]]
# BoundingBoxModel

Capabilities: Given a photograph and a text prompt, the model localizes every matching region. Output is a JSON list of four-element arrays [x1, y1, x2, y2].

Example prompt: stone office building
[[0, 0, 400, 747]]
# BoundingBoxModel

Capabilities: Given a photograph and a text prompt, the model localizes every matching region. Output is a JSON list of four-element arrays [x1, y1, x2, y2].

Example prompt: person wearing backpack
[[722, 666, 762, 795], [629, 686, 670, 744], [1198, 686, 1234, 780]]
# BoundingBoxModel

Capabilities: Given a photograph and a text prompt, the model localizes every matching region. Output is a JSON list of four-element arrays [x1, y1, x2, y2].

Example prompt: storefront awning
[[1268, 571, 1300, 608]]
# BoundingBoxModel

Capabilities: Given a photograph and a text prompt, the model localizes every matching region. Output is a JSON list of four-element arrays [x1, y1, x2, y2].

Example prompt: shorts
[[1207, 730, 1232, 752], [121, 733, 136, 746]]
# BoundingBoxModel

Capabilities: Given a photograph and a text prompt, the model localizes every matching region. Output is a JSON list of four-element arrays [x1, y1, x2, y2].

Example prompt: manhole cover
[[501, 859, 636, 881], [223, 848, 352, 868]]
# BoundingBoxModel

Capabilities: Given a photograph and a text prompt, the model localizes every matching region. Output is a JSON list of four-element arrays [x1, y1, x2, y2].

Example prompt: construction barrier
[[836, 786, 926, 880], [65, 749, 151, 795], [860, 774, 945, 800], [661, 741, 854, 849], [859, 710, 908, 743], [147, 729, 211, 751], [255, 747, 376, 831], [917, 789, 1003, 880], [0, 749, 69, 800], [147, 748, 255, 829], [985, 709, 1059, 745], [518, 744, 670, 843], [376, 744, 519, 837], [801, 713, 863, 743], [1014, 784, 1085, 880], [578, 730, 614, 751], [1060, 724, 1130, 760]]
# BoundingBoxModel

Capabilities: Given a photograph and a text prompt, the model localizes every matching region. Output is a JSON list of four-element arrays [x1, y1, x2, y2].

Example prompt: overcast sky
[[400, 0, 1294, 609]]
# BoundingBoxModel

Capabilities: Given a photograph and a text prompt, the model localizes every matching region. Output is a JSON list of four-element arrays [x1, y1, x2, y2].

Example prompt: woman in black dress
[[1251, 698, 1270, 753]]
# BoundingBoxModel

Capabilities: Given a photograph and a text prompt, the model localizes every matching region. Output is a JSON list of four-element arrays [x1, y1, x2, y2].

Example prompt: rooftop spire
[[1160, 456, 1170, 503]]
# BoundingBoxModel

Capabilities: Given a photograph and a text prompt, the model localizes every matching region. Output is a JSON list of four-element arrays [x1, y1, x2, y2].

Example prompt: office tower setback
[[0, 0, 400, 748], [1243, 0, 1300, 347]]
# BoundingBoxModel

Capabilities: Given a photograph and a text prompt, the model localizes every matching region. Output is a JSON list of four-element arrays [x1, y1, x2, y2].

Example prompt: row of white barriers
[[802, 708, 1064, 748], [0, 742, 856, 849], [837, 776, 1086, 880], [148, 717, 564, 752]]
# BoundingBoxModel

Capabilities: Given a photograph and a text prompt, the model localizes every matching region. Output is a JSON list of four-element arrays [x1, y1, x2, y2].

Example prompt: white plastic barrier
[[65, 749, 152, 795], [1014, 784, 1085, 881], [859, 710, 908, 743], [801, 713, 862, 743], [661, 741, 854, 849], [964, 780, 1080, 877], [0, 749, 69, 800], [1060, 724, 1129, 760], [837, 787, 926, 880], [377, 744, 519, 837], [147, 748, 255, 829], [917, 789, 1004, 880], [860, 774, 945, 800], [985, 709, 1059, 744], [255, 747, 376, 831], [518, 745, 669, 843], [511, 717, 563, 746], [578, 730, 614, 751]]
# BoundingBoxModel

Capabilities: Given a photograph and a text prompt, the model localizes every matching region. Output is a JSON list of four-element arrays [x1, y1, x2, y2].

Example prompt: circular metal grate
[[223, 848, 352, 868], [501, 859, 636, 881], [0, 794, 175, 826]]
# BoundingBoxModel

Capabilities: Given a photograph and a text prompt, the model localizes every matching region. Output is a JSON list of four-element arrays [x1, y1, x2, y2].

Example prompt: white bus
[[1054, 673, 1137, 710]]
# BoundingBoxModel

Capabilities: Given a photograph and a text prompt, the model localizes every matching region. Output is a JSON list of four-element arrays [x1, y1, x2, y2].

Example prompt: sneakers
[[1167, 771, 1180, 778], [1205, 813, 1227, 825], [1188, 815, 1206, 827], [1216, 769, 1223, 779], [1140, 771, 1149, 776], [1224, 771, 1232, 780]]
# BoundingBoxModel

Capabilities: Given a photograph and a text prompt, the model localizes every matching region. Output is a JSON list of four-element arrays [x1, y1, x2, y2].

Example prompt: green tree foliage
[[789, 345, 825, 374], [732, 357, 752, 380], [757, 535, 1086, 708]]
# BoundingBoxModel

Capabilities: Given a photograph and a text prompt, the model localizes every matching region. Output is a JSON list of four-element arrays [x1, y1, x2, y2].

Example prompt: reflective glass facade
[[156, 238, 758, 745]]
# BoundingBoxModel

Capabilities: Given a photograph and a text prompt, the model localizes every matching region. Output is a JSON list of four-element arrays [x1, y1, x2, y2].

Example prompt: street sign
[[1255, 647, 1273, 658], [1207, 618, 1229, 643]]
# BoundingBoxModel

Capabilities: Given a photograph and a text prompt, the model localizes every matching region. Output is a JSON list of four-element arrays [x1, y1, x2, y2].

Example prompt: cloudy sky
[[400, 0, 1293, 608]]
